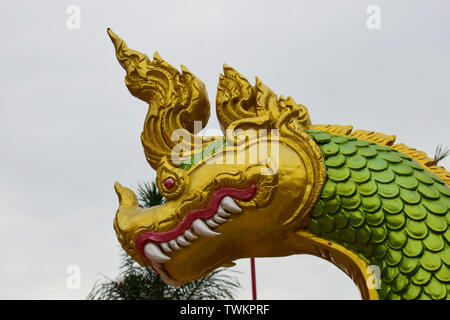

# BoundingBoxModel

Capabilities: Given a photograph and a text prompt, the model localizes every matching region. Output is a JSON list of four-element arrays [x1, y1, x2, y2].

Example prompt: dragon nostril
[[163, 177, 175, 190]]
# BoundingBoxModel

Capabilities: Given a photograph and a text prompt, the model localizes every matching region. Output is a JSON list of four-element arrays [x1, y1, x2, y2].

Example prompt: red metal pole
[[250, 257, 257, 300]]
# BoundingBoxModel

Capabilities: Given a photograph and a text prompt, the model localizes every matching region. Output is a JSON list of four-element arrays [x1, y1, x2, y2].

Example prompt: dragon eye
[[163, 177, 175, 190]]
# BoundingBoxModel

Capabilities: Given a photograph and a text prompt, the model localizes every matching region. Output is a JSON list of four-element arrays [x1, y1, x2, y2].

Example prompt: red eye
[[163, 177, 175, 190]]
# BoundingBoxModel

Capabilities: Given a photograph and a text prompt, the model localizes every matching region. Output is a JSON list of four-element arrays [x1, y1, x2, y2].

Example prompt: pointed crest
[[108, 29, 210, 169]]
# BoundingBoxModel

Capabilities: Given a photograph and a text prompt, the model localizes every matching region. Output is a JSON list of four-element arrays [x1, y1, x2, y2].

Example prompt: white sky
[[0, 0, 449, 299]]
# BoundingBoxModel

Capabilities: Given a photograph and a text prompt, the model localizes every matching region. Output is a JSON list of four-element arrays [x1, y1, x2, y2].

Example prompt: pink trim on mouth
[[136, 184, 257, 257]]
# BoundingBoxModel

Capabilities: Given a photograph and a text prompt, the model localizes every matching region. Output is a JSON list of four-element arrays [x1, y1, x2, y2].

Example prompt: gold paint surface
[[108, 30, 448, 299]]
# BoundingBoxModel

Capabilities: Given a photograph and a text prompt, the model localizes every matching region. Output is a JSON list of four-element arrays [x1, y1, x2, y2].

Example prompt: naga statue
[[107, 29, 449, 300]]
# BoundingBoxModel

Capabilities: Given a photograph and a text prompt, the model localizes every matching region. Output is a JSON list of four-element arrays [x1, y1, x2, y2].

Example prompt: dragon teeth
[[144, 196, 242, 266], [217, 206, 231, 217], [169, 239, 181, 250], [184, 229, 198, 240], [213, 214, 227, 224], [144, 243, 171, 263], [192, 219, 220, 237], [160, 242, 172, 253], [206, 218, 219, 228], [221, 196, 242, 213], [177, 235, 190, 246]]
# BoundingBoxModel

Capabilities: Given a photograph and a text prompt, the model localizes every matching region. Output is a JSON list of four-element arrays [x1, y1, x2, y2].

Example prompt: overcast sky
[[0, 0, 449, 299]]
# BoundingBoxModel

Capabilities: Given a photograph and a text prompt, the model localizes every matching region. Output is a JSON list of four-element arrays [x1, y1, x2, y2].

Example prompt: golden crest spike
[[107, 28, 154, 102], [153, 51, 161, 60], [107, 28, 121, 50], [180, 64, 190, 74], [216, 64, 255, 131], [107, 28, 150, 72], [222, 63, 235, 76], [108, 29, 211, 170]]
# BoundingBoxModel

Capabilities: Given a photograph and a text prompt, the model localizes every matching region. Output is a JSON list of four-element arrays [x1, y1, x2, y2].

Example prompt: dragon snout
[[114, 181, 139, 207], [113, 182, 257, 285], [137, 193, 246, 286]]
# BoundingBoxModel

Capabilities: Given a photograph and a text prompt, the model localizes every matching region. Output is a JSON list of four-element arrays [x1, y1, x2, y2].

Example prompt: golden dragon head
[[108, 29, 326, 285]]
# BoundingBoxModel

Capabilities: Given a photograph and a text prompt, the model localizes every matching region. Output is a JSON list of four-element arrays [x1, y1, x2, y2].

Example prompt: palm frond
[[434, 144, 449, 165], [137, 181, 164, 208], [87, 249, 240, 300]]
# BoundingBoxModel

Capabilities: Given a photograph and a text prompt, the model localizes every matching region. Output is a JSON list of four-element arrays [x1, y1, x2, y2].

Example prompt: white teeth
[[217, 206, 231, 217], [169, 239, 181, 250], [144, 243, 171, 263], [221, 196, 242, 213], [213, 214, 227, 224], [177, 235, 190, 246], [206, 218, 219, 228], [184, 229, 198, 240], [161, 242, 172, 253], [145, 197, 241, 266], [192, 219, 220, 237]]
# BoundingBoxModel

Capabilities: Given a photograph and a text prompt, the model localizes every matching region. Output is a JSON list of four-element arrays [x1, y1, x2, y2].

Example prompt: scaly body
[[306, 130, 449, 300], [107, 29, 449, 299]]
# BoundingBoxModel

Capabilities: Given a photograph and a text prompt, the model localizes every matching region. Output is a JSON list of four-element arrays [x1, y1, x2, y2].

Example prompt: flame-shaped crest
[[216, 64, 312, 133], [108, 28, 210, 169]]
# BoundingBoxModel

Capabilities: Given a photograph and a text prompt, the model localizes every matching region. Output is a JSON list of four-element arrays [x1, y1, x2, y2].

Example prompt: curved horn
[[107, 28, 211, 169]]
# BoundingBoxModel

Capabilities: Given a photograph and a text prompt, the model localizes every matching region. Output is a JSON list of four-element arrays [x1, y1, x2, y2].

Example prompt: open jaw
[[135, 184, 257, 285]]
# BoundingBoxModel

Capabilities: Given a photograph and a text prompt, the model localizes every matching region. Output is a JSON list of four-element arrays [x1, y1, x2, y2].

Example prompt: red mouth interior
[[136, 184, 257, 258]]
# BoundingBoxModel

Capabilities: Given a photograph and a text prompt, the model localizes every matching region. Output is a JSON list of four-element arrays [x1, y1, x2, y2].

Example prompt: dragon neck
[[283, 229, 379, 299], [294, 129, 450, 300]]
